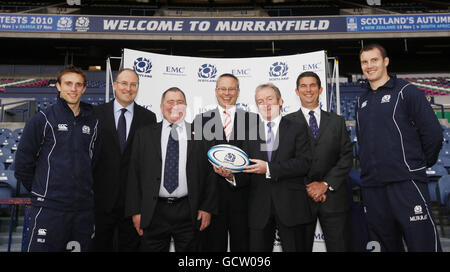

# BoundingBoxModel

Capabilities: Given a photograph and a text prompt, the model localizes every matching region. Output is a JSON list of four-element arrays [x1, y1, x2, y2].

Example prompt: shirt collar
[[114, 99, 134, 114], [163, 118, 185, 129], [217, 105, 236, 116], [261, 114, 281, 128], [300, 105, 320, 117]]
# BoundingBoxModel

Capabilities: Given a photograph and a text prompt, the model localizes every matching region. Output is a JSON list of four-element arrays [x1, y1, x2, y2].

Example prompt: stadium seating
[[426, 164, 448, 203], [0, 184, 13, 209], [0, 154, 15, 171], [427, 164, 448, 177], [437, 175, 450, 235], [438, 175, 450, 207]]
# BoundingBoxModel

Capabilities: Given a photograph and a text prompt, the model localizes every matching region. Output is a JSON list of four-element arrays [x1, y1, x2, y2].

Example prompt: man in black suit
[[215, 83, 312, 252], [285, 71, 353, 251], [193, 73, 257, 252], [93, 68, 156, 251], [126, 87, 217, 252]]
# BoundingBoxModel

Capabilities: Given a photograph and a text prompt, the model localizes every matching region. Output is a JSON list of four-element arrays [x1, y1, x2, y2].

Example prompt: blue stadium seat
[[0, 147, 12, 157], [428, 181, 438, 202], [0, 154, 15, 170], [0, 136, 8, 146], [0, 128, 12, 138], [0, 138, 13, 147], [444, 128, 450, 137], [442, 156, 450, 168], [439, 146, 450, 157], [438, 175, 450, 207], [3, 142, 18, 153], [436, 175, 450, 235], [427, 164, 448, 177], [11, 128, 23, 141], [0, 170, 27, 196], [0, 184, 13, 209]]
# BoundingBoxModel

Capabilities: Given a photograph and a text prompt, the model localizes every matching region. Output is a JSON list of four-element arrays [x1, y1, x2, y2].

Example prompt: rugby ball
[[207, 144, 250, 173]]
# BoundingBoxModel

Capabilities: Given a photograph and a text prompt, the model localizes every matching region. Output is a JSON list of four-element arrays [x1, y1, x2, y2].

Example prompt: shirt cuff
[[324, 181, 334, 191], [265, 162, 271, 179]]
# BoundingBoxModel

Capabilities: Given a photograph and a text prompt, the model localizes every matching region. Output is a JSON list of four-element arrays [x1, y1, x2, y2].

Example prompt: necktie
[[223, 110, 232, 141], [266, 121, 274, 162], [117, 108, 127, 153], [309, 110, 319, 139], [163, 124, 179, 194]]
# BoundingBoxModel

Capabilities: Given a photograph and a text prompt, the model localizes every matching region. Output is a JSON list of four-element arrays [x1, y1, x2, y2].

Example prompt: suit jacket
[[93, 100, 156, 213], [192, 107, 258, 213], [285, 109, 353, 213], [125, 121, 218, 229], [236, 117, 313, 229]]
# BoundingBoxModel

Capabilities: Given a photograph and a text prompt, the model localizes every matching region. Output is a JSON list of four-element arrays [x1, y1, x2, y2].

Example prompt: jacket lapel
[[295, 109, 314, 140], [154, 122, 163, 161], [185, 121, 194, 159], [106, 101, 121, 151], [316, 110, 330, 141], [123, 103, 139, 152], [269, 117, 287, 162]]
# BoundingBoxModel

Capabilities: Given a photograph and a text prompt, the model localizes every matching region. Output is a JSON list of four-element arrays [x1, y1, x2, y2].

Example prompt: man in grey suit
[[285, 71, 353, 251]]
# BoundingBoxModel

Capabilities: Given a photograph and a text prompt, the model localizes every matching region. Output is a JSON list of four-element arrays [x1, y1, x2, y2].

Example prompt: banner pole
[[335, 58, 341, 116], [105, 57, 111, 103]]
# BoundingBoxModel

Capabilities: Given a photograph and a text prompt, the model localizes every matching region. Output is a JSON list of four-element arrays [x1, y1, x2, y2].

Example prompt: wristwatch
[[323, 182, 334, 191]]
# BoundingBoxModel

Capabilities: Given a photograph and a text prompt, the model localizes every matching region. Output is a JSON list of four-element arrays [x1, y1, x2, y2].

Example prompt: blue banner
[[74, 16, 347, 34], [0, 14, 73, 32], [346, 14, 450, 32], [0, 13, 449, 34]]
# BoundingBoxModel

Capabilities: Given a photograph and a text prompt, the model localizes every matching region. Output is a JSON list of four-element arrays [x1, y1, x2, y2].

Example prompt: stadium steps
[[0, 216, 24, 252]]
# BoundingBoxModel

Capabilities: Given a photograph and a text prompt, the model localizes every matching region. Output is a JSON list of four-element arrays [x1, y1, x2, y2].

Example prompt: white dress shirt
[[300, 105, 321, 129], [114, 99, 134, 140], [218, 105, 236, 130], [159, 119, 188, 197]]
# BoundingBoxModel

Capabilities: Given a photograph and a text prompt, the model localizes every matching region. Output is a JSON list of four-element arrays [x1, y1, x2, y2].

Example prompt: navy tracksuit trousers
[[25, 206, 95, 252], [361, 179, 441, 252]]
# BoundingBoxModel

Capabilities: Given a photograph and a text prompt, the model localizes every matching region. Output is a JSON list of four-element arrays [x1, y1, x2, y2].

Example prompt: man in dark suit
[[92, 68, 156, 251], [215, 83, 312, 252], [285, 71, 353, 251], [193, 73, 257, 252], [126, 87, 217, 252]]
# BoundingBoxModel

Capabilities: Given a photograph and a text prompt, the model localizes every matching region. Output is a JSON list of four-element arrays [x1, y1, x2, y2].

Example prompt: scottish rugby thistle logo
[[56, 17, 72, 31], [269, 62, 288, 78], [133, 57, 152, 77], [198, 64, 217, 79], [75, 17, 89, 32]]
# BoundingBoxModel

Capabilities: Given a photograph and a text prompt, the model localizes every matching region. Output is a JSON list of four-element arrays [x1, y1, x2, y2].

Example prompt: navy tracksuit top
[[355, 75, 442, 187], [14, 96, 100, 211]]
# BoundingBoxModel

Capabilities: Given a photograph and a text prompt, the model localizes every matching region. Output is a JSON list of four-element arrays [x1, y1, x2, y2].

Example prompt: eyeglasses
[[116, 81, 139, 90], [216, 87, 238, 92]]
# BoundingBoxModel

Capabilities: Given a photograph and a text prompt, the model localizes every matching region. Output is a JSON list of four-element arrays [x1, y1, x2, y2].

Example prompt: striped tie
[[223, 110, 232, 141]]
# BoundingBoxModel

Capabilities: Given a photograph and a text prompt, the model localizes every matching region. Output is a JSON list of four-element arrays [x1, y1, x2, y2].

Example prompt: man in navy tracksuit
[[14, 66, 100, 252], [356, 44, 443, 252]]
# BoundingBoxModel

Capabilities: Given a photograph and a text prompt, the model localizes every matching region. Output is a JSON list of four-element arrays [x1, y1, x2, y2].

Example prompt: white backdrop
[[122, 48, 328, 252], [123, 48, 328, 121]]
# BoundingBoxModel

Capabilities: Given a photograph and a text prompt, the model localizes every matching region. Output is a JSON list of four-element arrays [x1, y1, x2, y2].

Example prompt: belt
[[157, 196, 188, 204]]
